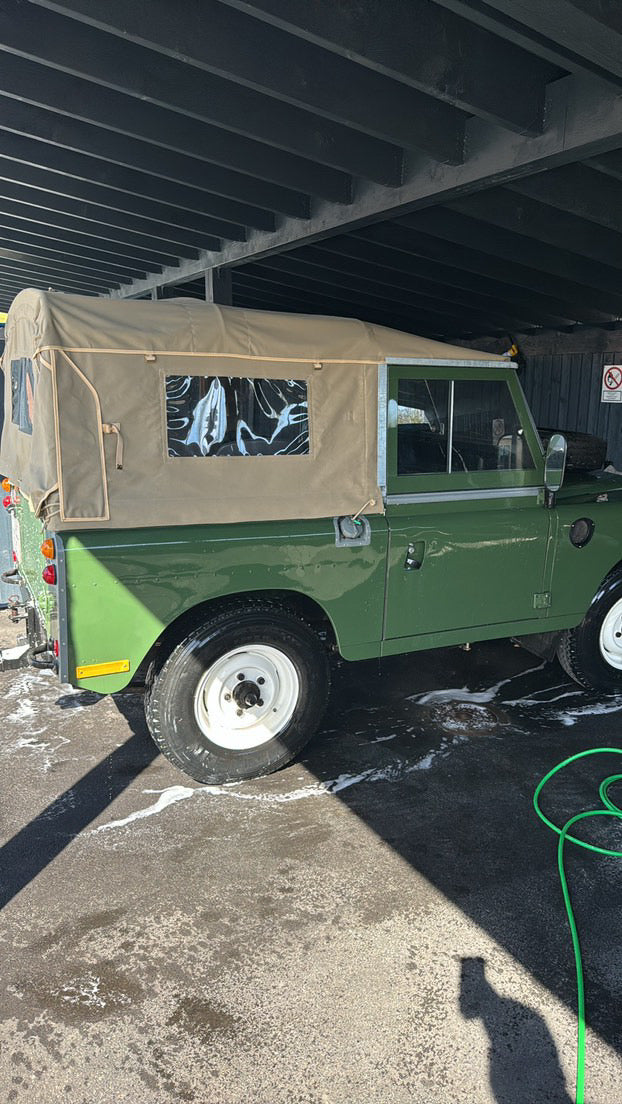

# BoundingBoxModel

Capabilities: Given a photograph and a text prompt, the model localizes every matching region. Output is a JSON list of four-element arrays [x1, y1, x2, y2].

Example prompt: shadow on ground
[[2, 638, 621, 1100], [460, 956, 573, 1104]]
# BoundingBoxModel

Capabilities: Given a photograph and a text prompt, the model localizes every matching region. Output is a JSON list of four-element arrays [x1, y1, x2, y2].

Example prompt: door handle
[[404, 542, 424, 571]]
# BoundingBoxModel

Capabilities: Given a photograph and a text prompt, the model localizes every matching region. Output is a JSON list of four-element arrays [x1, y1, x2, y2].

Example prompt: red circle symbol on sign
[[604, 366, 622, 390]]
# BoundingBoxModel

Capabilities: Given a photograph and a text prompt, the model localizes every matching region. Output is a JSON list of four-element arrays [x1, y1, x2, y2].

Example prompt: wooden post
[[205, 269, 233, 304]]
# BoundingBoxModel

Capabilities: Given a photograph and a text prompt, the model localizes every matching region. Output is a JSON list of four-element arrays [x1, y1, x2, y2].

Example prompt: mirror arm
[[545, 487, 557, 510]]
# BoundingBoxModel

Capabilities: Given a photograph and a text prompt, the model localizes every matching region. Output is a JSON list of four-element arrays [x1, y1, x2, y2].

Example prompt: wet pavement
[[1, 620, 622, 1103]]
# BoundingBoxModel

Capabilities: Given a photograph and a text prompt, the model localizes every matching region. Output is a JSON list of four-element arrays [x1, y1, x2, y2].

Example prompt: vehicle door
[[382, 361, 552, 645]]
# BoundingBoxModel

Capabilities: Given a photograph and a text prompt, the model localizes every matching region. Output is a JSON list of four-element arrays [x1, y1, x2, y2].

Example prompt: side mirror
[[544, 433, 567, 508]]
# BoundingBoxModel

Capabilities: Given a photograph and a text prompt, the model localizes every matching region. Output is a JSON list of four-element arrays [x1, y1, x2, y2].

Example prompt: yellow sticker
[[76, 659, 130, 679]]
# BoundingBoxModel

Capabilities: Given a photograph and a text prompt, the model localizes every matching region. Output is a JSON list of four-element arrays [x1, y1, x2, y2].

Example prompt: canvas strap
[[102, 423, 124, 469]]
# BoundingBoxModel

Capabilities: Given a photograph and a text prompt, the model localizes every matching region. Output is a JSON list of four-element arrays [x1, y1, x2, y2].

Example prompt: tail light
[[2, 495, 11, 509], [52, 639, 60, 657], [42, 564, 57, 585], [41, 538, 56, 559]]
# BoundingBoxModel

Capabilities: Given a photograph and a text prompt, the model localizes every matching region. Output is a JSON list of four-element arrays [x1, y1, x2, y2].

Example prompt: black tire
[[144, 601, 330, 784], [538, 428, 607, 472], [557, 569, 622, 691]]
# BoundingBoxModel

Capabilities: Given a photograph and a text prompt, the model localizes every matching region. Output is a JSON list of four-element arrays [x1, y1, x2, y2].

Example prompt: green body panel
[[543, 474, 622, 618], [62, 518, 389, 693], [384, 494, 550, 640], [57, 469, 622, 693]]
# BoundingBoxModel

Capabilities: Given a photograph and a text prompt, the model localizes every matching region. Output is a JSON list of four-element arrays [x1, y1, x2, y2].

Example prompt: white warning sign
[[602, 364, 622, 403]]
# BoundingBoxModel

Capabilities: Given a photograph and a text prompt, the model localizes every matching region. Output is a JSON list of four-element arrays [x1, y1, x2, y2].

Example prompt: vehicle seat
[[397, 423, 447, 474]]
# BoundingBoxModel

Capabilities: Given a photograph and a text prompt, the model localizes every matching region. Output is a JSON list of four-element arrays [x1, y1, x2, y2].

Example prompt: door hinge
[[533, 591, 551, 609]]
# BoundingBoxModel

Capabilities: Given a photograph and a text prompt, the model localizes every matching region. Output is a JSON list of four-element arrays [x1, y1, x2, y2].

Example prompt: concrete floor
[[1, 619, 622, 1104]]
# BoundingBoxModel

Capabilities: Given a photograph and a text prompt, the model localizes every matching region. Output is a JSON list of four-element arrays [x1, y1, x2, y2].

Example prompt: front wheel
[[557, 570, 622, 691], [144, 602, 330, 784]]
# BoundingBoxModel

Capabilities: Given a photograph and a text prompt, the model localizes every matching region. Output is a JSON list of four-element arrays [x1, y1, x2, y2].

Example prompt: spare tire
[[538, 428, 607, 472]]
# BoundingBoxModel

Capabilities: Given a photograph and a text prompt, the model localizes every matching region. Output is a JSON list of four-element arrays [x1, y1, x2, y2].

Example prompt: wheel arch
[[137, 589, 339, 680], [602, 557, 622, 587]]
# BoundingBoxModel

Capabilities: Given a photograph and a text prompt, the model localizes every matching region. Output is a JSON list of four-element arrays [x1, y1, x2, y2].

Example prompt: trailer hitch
[[6, 595, 27, 623]]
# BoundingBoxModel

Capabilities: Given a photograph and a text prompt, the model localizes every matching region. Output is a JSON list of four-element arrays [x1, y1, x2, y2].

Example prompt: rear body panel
[[62, 517, 389, 693]]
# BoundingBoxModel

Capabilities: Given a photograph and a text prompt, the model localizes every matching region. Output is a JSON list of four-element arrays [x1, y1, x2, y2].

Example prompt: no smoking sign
[[602, 364, 622, 403]]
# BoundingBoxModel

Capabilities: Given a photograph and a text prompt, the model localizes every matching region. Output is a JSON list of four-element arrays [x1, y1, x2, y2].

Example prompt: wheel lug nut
[[257, 677, 265, 685], [224, 693, 231, 701], [237, 673, 245, 680], [258, 698, 264, 706], [236, 709, 243, 717]]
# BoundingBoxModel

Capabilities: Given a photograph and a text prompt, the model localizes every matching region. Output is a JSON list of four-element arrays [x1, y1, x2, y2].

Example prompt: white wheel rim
[[599, 597, 622, 671], [193, 643, 300, 751]]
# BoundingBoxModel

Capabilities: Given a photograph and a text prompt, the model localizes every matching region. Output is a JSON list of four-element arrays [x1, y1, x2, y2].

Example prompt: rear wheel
[[144, 602, 330, 783], [557, 569, 622, 691]]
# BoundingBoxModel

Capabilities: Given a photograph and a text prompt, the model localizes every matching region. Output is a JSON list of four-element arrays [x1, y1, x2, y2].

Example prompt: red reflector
[[2, 495, 11, 508], [53, 639, 60, 657], [12, 551, 17, 563], [42, 564, 57, 585]]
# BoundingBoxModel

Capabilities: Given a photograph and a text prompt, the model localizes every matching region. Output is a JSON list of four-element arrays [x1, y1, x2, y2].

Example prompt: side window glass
[[452, 380, 534, 472], [10, 357, 35, 436], [165, 375, 309, 457], [397, 379, 450, 475]]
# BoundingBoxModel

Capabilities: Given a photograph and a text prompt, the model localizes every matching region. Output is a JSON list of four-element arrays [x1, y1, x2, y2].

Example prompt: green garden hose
[[533, 748, 622, 1104]]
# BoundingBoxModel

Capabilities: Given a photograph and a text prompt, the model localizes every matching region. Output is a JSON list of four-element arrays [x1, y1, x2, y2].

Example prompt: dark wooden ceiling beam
[[28, 0, 465, 160], [508, 164, 622, 236], [0, 51, 352, 204], [432, 0, 622, 86], [279, 241, 613, 325], [0, 274, 97, 295], [0, 0, 405, 185], [251, 252, 578, 327], [396, 209, 622, 309], [0, 159, 246, 242], [0, 219, 153, 276], [0, 242, 128, 284], [232, 286, 451, 339], [94, 72, 622, 300], [0, 131, 275, 232], [232, 275, 480, 336], [0, 183, 213, 257], [449, 186, 622, 271], [0, 97, 309, 218], [0, 200, 185, 267], [221, 0, 555, 133], [239, 265, 546, 332], [0, 257, 112, 290]]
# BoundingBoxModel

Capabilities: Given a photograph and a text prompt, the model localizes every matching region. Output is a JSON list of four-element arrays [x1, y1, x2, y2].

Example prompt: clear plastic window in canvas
[[165, 375, 310, 457]]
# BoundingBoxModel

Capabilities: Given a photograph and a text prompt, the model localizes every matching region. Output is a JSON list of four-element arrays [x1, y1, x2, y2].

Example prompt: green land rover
[[1, 290, 621, 784]]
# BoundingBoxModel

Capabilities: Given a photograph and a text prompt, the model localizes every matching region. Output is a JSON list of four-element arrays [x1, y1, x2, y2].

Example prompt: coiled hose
[[533, 748, 622, 1104]]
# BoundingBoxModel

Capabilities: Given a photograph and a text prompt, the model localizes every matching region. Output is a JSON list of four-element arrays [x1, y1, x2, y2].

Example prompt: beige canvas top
[[0, 289, 501, 532]]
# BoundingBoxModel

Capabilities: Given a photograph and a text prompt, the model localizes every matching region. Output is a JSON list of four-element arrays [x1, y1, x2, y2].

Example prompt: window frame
[[385, 363, 544, 496]]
